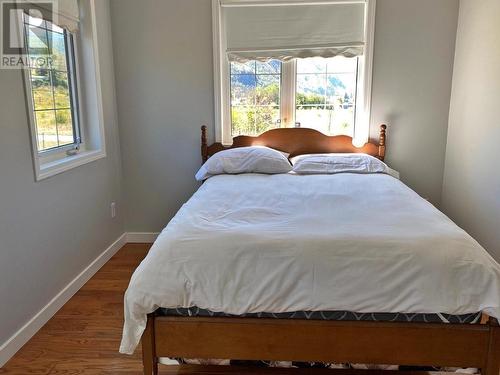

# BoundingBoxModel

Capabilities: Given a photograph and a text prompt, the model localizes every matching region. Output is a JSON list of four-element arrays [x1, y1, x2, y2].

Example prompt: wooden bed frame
[[140, 125, 500, 375], [201, 124, 387, 163]]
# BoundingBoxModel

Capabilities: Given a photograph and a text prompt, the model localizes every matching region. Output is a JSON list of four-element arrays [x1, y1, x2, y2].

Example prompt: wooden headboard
[[201, 125, 387, 162]]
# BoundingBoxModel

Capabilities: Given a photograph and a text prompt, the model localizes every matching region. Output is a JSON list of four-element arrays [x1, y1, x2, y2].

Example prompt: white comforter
[[120, 173, 500, 354]]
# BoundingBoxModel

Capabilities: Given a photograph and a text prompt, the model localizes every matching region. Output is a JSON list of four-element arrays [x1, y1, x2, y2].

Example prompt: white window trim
[[280, 60, 296, 128], [212, 0, 376, 146], [24, 0, 106, 181]]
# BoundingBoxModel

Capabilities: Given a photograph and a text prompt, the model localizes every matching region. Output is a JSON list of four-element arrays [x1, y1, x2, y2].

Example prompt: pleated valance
[[221, 0, 367, 62]]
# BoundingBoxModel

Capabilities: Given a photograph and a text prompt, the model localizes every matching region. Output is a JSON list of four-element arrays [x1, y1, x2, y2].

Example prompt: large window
[[213, 0, 376, 145], [24, 14, 80, 152], [229, 56, 358, 138]]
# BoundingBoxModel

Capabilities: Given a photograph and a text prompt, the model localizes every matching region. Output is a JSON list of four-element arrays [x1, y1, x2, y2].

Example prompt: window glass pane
[[295, 56, 357, 136], [50, 31, 68, 71], [48, 21, 64, 34], [296, 74, 326, 105], [296, 57, 327, 74], [230, 61, 255, 74], [35, 110, 58, 150], [256, 60, 280, 74], [327, 57, 357, 73], [256, 75, 279, 105], [326, 73, 356, 135], [31, 69, 54, 110], [295, 108, 334, 133], [231, 107, 255, 136], [52, 70, 71, 107], [56, 109, 74, 146], [27, 25, 50, 55], [26, 14, 45, 28], [231, 74, 256, 105], [255, 106, 280, 133], [230, 59, 281, 137]]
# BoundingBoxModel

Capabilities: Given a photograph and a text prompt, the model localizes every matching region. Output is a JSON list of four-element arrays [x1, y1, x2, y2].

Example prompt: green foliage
[[31, 66, 69, 89], [232, 106, 279, 136], [31, 76, 73, 136], [231, 82, 280, 136], [231, 83, 355, 136], [255, 82, 279, 105], [296, 92, 324, 108], [52, 70, 69, 89]]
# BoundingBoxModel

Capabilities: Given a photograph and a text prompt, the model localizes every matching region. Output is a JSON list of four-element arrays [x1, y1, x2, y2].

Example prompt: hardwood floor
[[1, 243, 151, 374], [0, 243, 344, 375], [0, 243, 455, 375]]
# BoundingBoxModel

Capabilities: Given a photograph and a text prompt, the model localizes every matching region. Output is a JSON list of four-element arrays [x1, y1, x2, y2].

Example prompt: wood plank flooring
[[0, 243, 453, 375], [1, 243, 151, 374]]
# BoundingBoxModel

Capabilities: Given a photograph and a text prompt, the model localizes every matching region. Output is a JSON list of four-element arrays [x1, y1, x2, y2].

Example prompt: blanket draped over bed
[[120, 173, 500, 354]]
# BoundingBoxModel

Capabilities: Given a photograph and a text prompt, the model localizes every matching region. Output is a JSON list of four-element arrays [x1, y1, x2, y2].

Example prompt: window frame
[[212, 0, 376, 146], [23, 19, 82, 157], [22, 0, 107, 181]]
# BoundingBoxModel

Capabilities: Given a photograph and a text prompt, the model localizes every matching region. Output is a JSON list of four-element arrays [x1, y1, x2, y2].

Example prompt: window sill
[[36, 149, 106, 181]]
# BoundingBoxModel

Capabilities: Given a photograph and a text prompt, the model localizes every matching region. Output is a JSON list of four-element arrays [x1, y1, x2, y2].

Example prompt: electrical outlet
[[110, 202, 116, 218]]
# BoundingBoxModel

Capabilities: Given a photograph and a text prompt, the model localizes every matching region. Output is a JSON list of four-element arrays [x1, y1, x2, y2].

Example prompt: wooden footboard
[[141, 314, 500, 375]]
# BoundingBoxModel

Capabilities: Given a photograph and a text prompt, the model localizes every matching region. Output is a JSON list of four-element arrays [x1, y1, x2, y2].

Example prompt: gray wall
[[442, 0, 500, 261], [111, 0, 459, 232], [0, 0, 123, 346], [111, 0, 458, 231], [110, 0, 214, 231], [370, 0, 459, 205]]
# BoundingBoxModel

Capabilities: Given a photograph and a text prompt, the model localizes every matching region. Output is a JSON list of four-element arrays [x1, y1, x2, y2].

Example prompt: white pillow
[[290, 153, 399, 179], [195, 146, 292, 181]]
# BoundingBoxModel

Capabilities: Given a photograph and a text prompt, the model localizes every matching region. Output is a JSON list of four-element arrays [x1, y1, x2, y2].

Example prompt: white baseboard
[[126, 232, 159, 243], [0, 233, 127, 367]]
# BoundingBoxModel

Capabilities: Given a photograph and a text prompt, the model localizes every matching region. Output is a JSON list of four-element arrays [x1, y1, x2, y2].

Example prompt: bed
[[120, 125, 500, 375]]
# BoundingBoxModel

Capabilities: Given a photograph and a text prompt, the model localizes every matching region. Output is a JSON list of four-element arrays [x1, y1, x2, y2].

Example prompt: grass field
[[31, 82, 74, 150], [231, 106, 354, 137]]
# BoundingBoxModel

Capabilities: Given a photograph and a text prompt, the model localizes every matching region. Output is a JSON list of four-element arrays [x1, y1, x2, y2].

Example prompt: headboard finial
[[201, 125, 208, 163], [378, 124, 387, 161]]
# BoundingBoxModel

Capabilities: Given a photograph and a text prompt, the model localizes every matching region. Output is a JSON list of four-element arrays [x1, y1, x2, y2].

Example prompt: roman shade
[[28, 0, 80, 32], [221, 0, 367, 62]]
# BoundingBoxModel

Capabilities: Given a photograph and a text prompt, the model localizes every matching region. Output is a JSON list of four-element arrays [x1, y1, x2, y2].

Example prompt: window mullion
[[280, 60, 296, 128]]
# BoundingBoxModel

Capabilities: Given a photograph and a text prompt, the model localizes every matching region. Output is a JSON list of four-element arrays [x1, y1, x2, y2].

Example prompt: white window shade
[[29, 0, 80, 32], [222, 1, 367, 62]]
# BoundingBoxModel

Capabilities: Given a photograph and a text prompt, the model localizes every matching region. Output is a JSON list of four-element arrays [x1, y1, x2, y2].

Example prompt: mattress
[[158, 306, 482, 324], [120, 173, 500, 354]]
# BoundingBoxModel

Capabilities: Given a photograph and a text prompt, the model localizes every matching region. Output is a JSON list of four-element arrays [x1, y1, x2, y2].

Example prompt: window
[[22, 0, 107, 181], [24, 15, 80, 152], [213, 0, 376, 145], [230, 60, 281, 136], [229, 56, 359, 138], [295, 57, 358, 136]]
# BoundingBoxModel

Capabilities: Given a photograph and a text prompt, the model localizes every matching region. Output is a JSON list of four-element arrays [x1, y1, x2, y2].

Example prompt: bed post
[[378, 124, 387, 161], [484, 317, 500, 375], [142, 314, 158, 375], [201, 125, 208, 163]]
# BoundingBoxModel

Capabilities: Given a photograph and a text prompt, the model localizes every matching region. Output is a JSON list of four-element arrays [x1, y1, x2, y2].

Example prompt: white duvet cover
[[120, 173, 500, 354]]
